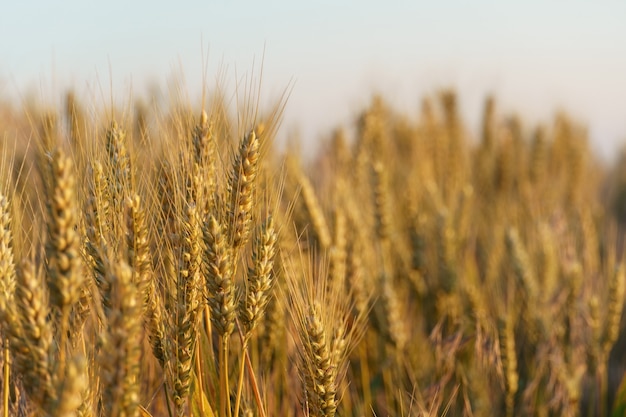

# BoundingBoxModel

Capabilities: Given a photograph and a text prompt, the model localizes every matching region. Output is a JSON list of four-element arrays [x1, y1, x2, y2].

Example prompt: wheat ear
[[327, 209, 347, 296], [105, 121, 132, 204], [300, 301, 339, 417], [13, 259, 55, 409], [203, 214, 236, 338], [191, 110, 216, 216], [45, 148, 84, 333], [203, 214, 236, 417], [234, 216, 277, 417], [602, 264, 625, 354], [240, 215, 277, 337], [52, 355, 88, 417], [498, 312, 518, 417], [0, 194, 17, 326], [125, 195, 152, 311], [227, 130, 260, 249], [172, 203, 204, 416], [99, 260, 142, 417], [297, 172, 331, 250], [85, 161, 110, 312], [0, 194, 16, 417]]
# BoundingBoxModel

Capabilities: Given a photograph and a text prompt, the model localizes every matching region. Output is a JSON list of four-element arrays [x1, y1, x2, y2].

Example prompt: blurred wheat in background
[[0, 82, 626, 417]]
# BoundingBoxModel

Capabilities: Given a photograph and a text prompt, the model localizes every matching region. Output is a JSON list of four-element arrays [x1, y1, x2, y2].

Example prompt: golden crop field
[[0, 86, 625, 417]]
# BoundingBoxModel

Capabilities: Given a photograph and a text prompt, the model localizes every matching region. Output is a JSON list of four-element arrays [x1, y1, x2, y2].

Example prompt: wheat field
[[0, 86, 625, 417]]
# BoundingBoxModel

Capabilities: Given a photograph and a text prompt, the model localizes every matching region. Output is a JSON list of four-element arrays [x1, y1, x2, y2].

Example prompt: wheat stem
[[233, 337, 248, 417], [2, 340, 8, 417]]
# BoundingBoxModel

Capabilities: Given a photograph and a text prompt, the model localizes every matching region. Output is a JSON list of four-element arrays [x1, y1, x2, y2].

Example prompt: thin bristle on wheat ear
[[227, 129, 260, 249]]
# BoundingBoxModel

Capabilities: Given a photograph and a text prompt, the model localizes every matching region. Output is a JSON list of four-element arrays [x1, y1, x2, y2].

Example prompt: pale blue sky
[[1, 1, 626, 158]]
